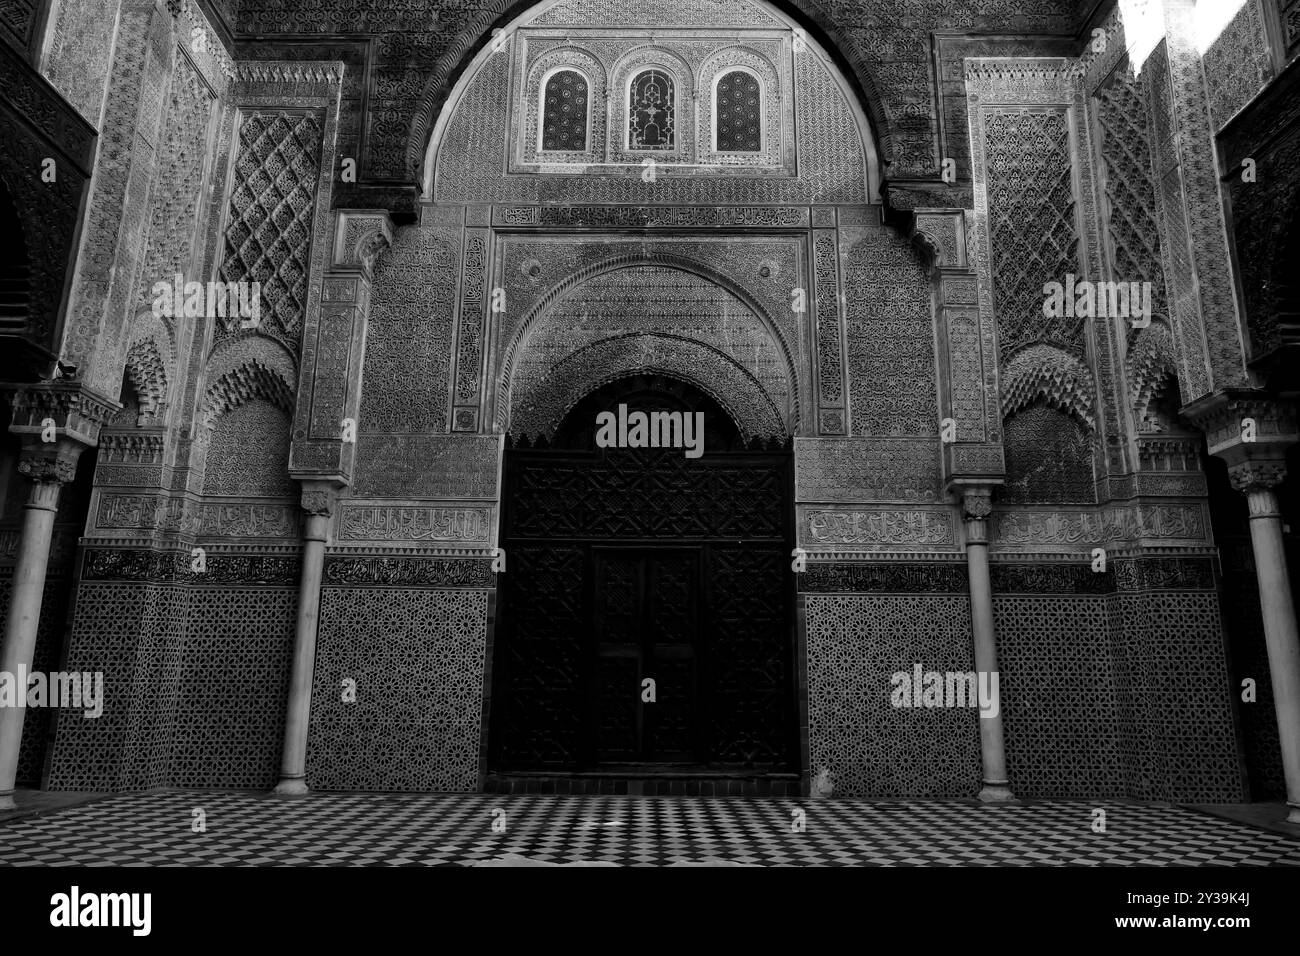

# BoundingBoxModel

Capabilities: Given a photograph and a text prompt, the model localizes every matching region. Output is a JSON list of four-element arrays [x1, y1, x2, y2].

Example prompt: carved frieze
[[988, 562, 1114, 594], [803, 508, 956, 547], [1112, 555, 1217, 592], [96, 494, 161, 530], [494, 205, 810, 227], [5, 381, 121, 446], [991, 503, 1208, 548], [195, 502, 299, 538], [82, 548, 300, 585], [337, 505, 494, 543], [802, 561, 968, 593]]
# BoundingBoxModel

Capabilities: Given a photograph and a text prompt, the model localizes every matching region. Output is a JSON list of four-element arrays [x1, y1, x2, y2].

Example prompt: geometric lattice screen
[[220, 113, 323, 342], [984, 109, 1081, 361]]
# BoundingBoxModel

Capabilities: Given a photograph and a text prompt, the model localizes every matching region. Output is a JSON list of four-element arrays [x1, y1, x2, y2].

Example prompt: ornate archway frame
[[493, 252, 803, 441]]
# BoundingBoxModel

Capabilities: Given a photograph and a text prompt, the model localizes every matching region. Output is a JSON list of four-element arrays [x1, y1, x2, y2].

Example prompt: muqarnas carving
[[999, 345, 1096, 504], [200, 349, 297, 500]]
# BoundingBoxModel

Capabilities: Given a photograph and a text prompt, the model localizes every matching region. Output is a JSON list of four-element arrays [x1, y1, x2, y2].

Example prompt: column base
[[1286, 802, 1300, 826], [978, 782, 1016, 803], [273, 776, 309, 796], [0, 791, 15, 811]]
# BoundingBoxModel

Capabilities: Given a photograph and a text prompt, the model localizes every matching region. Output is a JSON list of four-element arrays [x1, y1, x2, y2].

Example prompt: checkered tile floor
[[1, 792, 1297, 866]]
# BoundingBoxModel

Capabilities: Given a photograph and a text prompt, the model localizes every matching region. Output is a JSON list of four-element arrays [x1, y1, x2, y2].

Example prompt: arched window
[[628, 69, 675, 150], [715, 70, 762, 152], [541, 69, 589, 152]]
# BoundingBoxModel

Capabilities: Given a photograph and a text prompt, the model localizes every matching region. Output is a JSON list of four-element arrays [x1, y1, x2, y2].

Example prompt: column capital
[[17, 439, 83, 485], [1228, 459, 1288, 494], [959, 486, 995, 521], [954, 484, 995, 546], [298, 478, 345, 518]]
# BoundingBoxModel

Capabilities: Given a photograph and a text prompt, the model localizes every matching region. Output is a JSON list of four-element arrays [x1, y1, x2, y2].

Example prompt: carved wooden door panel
[[591, 548, 701, 764]]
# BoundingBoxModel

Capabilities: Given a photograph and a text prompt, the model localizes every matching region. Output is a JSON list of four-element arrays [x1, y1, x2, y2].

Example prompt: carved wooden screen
[[490, 376, 797, 773]]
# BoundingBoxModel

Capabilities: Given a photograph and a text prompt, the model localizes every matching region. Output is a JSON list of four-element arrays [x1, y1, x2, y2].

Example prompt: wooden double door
[[489, 377, 797, 773]]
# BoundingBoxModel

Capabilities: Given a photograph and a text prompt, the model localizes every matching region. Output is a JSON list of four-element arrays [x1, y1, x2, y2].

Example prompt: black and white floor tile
[[1, 792, 1298, 867]]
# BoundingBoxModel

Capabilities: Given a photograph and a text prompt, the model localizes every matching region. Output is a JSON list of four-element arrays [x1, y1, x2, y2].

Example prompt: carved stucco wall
[[40, 0, 125, 127], [950, 33, 1243, 801], [58, 0, 238, 397], [433, 23, 871, 205], [1200, 0, 1271, 132], [39, 7, 359, 792], [236, 0, 1083, 190], [840, 218, 936, 440], [357, 225, 457, 438], [202, 399, 295, 497], [22, 0, 1266, 800], [1142, 7, 1250, 397]]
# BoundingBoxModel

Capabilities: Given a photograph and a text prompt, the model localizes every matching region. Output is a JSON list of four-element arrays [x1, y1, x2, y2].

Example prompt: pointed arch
[[497, 254, 801, 437]]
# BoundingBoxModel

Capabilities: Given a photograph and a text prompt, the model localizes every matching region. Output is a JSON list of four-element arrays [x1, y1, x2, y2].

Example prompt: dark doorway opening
[[488, 375, 798, 787]]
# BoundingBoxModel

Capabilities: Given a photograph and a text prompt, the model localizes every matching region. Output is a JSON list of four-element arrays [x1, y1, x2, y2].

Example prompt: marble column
[[274, 481, 339, 796], [959, 487, 1014, 802], [0, 446, 83, 810], [1231, 462, 1300, 824]]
